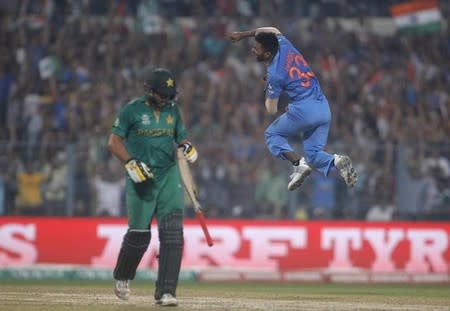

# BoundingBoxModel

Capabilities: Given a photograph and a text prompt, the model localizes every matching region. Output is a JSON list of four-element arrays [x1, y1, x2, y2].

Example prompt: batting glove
[[124, 159, 153, 183], [180, 142, 198, 163]]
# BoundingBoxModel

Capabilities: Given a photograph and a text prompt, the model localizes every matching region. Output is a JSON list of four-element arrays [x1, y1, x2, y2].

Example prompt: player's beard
[[154, 101, 167, 109], [256, 54, 266, 62], [155, 99, 167, 107], [147, 95, 167, 109]]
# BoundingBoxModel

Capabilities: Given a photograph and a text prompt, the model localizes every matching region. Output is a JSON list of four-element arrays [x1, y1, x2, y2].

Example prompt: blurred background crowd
[[0, 0, 448, 221]]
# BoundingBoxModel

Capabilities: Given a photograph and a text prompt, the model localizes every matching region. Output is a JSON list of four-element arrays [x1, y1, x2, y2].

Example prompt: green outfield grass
[[1, 280, 450, 310]]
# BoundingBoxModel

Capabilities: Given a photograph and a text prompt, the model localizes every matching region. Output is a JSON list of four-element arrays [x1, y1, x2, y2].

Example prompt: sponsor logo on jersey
[[137, 128, 174, 137]]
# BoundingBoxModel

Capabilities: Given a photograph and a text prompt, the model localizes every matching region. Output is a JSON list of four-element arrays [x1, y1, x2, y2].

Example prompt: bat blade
[[177, 148, 213, 247]]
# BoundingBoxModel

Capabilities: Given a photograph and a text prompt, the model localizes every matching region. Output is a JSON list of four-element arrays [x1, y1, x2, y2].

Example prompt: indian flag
[[389, 0, 443, 33]]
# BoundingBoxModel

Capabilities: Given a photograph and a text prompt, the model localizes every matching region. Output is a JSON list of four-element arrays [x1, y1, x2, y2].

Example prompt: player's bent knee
[[305, 150, 319, 165], [113, 230, 151, 280], [264, 131, 280, 156], [125, 230, 151, 246], [159, 211, 184, 245], [264, 127, 275, 142]]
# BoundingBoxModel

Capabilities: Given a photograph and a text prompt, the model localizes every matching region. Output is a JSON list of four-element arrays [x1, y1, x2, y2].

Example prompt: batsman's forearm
[[108, 134, 133, 164]]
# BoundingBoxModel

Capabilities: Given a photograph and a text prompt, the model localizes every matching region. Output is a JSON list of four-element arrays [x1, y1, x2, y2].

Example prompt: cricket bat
[[177, 148, 213, 247]]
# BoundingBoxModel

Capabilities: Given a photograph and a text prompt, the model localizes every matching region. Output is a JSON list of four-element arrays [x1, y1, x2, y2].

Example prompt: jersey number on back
[[288, 54, 315, 88]]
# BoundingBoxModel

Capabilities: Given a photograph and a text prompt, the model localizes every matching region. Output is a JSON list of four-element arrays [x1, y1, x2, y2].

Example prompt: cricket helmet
[[145, 68, 177, 98]]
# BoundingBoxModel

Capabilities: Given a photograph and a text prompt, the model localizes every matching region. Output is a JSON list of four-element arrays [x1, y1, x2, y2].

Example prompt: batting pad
[[113, 230, 151, 280], [155, 211, 184, 299]]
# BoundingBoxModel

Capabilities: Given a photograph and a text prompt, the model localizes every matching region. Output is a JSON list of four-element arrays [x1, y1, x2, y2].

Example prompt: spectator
[[0, 1, 448, 220], [310, 171, 337, 219], [43, 150, 68, 215], [93, 160, 125, 217], [366, 201, 395, 222], [254, 161, 288, 219], [15, 160, 46, 215]]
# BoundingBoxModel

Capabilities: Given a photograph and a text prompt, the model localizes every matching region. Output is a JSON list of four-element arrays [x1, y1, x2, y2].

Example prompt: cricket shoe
[[155, 293, 178, 306], [114, 279, 130, 300], [287, 158, 312, 191], [334, 154, 358, 187]]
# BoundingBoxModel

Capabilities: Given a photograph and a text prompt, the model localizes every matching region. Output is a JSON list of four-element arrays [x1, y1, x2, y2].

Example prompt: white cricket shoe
[[155, 293, 178, 306], [114, 279, 130, 300], [287, 158, 312, 191], [334, 154, 358, 187]]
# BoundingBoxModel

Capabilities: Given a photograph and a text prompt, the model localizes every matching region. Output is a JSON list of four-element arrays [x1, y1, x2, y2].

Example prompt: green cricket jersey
[[112, 96, 187, 177]]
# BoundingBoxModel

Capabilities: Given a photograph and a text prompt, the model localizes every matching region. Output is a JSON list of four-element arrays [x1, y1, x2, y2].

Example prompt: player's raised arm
[[255, 27, 281, 35], [228, 27, 281, 42]]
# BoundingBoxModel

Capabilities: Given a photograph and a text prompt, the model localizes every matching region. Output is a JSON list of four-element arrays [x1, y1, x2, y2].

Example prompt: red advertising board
[[1, 217, 449, 277]]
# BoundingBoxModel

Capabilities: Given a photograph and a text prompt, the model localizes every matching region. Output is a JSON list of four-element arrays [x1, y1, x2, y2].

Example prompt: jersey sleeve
[[111, 104, 132, 138], [266, 73, 283, 99], [278, 34, 295, 51]]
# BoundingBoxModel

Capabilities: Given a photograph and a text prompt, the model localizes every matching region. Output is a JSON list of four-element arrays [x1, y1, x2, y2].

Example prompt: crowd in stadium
[[0, 0, 448, 220]]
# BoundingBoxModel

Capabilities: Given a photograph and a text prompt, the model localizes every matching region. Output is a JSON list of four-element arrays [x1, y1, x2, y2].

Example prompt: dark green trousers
[[126, 164, 183, 230]]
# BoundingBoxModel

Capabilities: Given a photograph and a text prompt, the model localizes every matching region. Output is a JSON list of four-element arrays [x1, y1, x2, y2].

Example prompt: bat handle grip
[[196, 211, 214, 247]]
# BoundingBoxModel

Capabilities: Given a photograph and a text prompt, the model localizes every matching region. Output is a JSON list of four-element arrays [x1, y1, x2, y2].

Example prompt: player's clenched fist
[[228, 32, 243, 43], [179, 142, 198, 163], [125, 159, 153, 183]]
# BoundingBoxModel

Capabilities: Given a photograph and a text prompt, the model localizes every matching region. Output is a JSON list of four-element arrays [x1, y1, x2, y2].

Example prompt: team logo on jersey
[[166, 114, 174, 125], [141, 114, 151, 125], [166, 78, 174, 87]]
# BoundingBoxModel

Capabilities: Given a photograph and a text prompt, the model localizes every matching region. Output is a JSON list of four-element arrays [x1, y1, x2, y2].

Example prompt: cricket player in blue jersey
[[229, 27, 357, 190]]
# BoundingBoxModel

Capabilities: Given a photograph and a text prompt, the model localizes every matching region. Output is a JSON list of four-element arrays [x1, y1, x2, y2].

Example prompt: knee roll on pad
[[113, 230, 151, 280], [159, 211, 183, 231], [125, 230, 151, 246], [155, 211, 184, 299]]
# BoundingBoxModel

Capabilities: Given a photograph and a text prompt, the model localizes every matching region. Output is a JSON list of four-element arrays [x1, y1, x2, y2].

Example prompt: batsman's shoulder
[[124, 96, 148, 109], [117, 97, 146, 115], [170, 100, 182, 112], [129, 96, 147, 105]]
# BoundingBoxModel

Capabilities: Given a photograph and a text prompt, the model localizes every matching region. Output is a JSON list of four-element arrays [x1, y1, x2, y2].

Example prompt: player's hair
[[255, 32, 279, 56]]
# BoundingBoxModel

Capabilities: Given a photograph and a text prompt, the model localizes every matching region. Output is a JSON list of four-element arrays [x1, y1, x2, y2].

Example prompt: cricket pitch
[[1, 280, 450, 311]]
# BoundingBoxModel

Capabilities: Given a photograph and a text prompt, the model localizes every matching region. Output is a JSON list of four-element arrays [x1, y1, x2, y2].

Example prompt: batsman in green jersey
[[108, 68, 198, 306]]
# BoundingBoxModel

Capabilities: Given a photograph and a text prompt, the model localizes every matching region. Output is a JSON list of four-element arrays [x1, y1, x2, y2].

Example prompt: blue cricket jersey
[[266, 35, 325, 103]]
